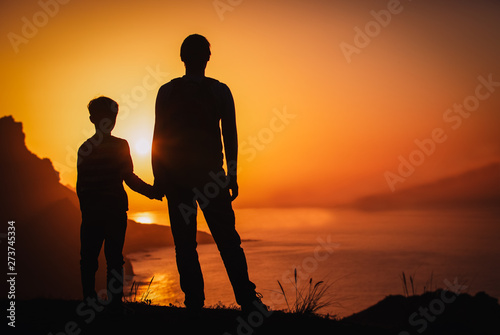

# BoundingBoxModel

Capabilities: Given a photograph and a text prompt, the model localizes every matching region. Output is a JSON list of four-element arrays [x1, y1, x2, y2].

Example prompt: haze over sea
[[127, 208, 499, 317]]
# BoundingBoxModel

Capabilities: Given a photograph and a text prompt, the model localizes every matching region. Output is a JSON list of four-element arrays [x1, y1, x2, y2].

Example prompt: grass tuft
[[125, 276, 155, 305], [276, 269, 336, 317]]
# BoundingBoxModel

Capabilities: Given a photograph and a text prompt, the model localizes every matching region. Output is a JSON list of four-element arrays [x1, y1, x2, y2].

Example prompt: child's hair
[[87, 96, 118, 121]]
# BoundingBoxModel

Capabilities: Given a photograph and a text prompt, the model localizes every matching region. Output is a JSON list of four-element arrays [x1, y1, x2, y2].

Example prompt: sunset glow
[[1, 0, 499, 212], [2, 1, 500, 327]]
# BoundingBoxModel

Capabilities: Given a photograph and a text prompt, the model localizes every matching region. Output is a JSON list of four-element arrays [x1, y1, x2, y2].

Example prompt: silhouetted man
[[152, 34, 264, 313]]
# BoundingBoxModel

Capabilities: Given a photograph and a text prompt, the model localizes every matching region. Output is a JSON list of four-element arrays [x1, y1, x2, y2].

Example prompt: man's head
[[180, 34, 211, 72], [87, 96, 118, 134]]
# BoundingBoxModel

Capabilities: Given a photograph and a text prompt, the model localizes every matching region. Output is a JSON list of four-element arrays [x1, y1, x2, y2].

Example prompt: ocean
[[127, 208, 500, 317]]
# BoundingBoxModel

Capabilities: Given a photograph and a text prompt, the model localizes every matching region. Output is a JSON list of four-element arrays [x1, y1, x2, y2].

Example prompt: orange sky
[[1, 0, 499, 212]]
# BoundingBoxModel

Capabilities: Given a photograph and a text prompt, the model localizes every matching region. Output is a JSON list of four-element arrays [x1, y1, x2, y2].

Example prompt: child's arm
[[122, 140, 163, 200], [124, 173, 163, 200]]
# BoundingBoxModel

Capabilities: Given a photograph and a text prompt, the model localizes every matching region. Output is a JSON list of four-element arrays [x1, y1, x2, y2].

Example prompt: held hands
[[150, 184, 164, 201], [148, 178, 237, 201]]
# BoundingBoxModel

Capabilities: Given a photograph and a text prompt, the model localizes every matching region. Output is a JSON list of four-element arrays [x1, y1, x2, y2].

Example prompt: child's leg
[[103, 211, 127, 307], [80, 214, 105, 300]]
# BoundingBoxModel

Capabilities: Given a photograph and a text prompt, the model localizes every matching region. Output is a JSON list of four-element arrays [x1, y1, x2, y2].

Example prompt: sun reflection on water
[[131, 214, 154, 224], [126, 272, 178, 305]]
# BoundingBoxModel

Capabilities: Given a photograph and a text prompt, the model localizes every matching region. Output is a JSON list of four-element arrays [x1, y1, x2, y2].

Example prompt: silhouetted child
[[77, 96, 161, 312]]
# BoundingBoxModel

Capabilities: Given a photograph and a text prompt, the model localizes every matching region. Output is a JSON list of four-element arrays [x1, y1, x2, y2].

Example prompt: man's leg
[[80, 214, 105, 300], [166, 186, 205, 310], [201, 186, 257, 307], [103, 212, 127, 308]]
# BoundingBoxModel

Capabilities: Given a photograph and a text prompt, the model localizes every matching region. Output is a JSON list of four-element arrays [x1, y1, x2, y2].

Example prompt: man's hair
[[87, 96, 118, 120], [180, 34, 211, 64]]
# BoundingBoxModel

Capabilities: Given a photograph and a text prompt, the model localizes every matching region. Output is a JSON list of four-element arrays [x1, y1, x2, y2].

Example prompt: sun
[[121, 122, 154, 158], [133, 138, 152, 156]]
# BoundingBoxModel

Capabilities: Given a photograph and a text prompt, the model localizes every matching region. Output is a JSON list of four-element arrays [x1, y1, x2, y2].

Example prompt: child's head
[[87, 96, 118, 134]]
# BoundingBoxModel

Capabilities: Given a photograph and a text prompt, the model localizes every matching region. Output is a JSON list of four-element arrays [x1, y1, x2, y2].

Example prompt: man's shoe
[[241, 292, 270, 315]]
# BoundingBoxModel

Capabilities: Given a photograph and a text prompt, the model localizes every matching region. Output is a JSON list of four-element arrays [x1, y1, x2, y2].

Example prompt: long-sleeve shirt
[[77, 134, 154, 213], [152, 75, 238, 188]]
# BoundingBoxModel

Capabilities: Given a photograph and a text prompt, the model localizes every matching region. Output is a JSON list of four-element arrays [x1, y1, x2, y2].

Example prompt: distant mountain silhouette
[[347, 162, 500, 211], [0, 116, 213, 300]]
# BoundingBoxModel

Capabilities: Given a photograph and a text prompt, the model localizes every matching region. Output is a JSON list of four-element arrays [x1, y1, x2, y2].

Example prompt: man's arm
[[152, 83, 171, 189], [220, 84, 238, 200]]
